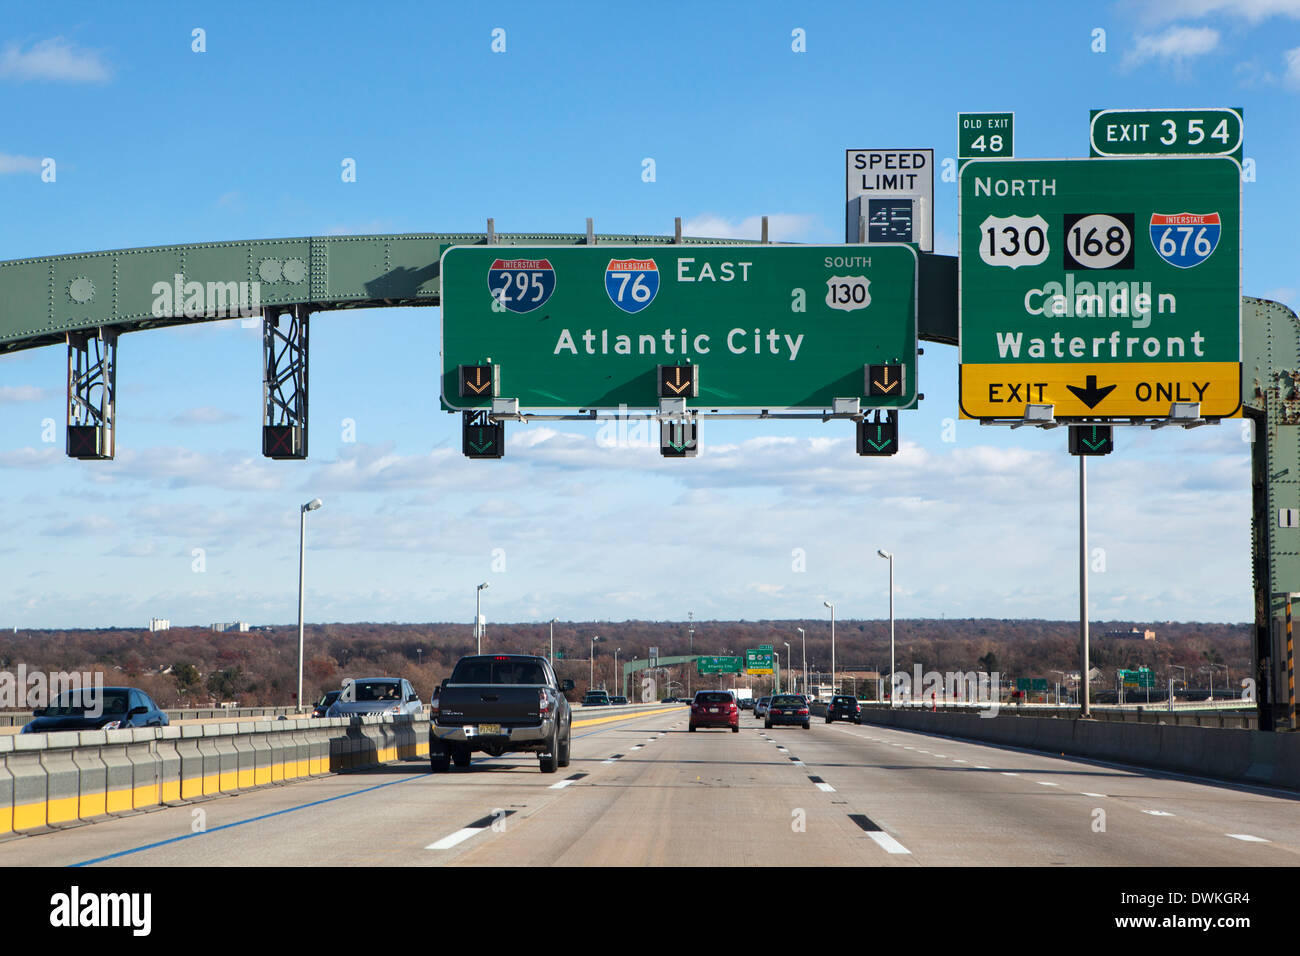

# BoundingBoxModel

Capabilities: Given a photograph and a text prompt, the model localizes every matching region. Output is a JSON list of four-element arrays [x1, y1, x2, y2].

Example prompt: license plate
[[709, 708, 719, 713], [478, 723, 501, 736]]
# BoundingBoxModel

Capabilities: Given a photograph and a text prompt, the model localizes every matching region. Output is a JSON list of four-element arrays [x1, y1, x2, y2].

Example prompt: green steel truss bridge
[[0, 228, 1296, 730]]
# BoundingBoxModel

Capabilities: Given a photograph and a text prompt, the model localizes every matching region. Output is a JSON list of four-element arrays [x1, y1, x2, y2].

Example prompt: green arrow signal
[[868, 426, 893, 451], [470, 428, 495, 453]]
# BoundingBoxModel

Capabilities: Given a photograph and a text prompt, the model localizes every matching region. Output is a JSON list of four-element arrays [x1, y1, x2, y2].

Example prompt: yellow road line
[[572, 706, 686, 729]]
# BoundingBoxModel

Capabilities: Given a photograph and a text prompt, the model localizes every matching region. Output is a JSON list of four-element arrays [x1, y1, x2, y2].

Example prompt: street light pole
[[785, 642, 791, 695], [824, 601, 836, 695], [475, 582, 490, 654], [615, 648, 620, 698], [296, 497, 322, 714], [549, 618, 557, 664], [590, 635, 601, 690], [877, 550, 894, 704], [687, 611, 694, 699], [797, 627, 806, 694]]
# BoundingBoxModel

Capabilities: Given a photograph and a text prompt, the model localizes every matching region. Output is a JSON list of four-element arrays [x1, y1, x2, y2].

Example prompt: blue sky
[[1, 0, 1298, 629]]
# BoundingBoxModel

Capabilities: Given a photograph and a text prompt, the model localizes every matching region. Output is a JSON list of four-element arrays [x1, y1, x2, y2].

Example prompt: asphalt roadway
[[3, 709, 1297, 867]]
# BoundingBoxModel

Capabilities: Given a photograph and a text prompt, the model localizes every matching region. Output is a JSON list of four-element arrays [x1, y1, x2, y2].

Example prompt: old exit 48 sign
[[441, 244, 918, 411], [958, 156, 1241, 420]]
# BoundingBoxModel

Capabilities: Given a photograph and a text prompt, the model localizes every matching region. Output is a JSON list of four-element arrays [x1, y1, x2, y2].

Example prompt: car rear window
[[772, 696, 805, 706], [696, 692, 733, 704], [452, 659, 547, 685]]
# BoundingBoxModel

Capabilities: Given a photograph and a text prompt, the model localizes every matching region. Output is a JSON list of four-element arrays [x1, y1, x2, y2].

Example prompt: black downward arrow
[[1066, 374, 1117, 409]]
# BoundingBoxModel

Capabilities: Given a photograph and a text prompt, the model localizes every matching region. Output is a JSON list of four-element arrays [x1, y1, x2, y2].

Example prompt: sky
[[1, 0, 1298, 629]]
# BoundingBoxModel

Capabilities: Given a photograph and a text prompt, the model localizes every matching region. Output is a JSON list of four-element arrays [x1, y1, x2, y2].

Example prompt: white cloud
[[1123, 25, 1221, 70], [1285, 45, 1300, 87], [0, 37, 112, 83], [171, 406, 240, 426], [1128, 0, 1300, 24], [0, 385, 53, 403], [682, 213, 819, 243], [0, 154, 41, 175], [95, 447, 284, 492]]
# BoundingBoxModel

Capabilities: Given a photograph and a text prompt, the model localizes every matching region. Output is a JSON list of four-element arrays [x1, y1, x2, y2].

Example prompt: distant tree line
[[0, 618, 1251, 708]]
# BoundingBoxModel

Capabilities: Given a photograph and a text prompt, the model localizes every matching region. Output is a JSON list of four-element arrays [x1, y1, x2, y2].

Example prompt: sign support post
[[1080, 454, 1091, 719]]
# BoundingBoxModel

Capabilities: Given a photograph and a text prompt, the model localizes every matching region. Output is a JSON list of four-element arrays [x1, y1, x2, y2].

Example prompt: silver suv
[[326, 677, 422, 717]]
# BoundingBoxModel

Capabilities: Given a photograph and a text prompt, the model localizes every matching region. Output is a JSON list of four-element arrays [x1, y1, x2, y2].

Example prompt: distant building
[[211, 621, 251, 633], [148, 618, 170, 632], [1105, 628, 1156, 641]]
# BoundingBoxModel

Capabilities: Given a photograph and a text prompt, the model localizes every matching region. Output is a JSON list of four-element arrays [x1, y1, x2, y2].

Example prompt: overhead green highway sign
[[697, 656, 742, 675], [1090, 108, 1243, 161], [745, 647, 774, 675], [959, 157, 1241, 420], [441, 244, 918, 411]]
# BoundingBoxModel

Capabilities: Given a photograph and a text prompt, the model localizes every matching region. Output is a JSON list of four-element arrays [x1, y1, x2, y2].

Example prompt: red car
[[689, 691, 739, 732]]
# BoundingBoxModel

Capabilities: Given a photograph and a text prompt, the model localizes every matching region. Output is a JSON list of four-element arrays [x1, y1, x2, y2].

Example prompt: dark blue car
[[21, 686, 169, 733]]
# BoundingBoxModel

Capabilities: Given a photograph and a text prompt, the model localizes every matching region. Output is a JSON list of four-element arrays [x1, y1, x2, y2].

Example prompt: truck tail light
[[429, 695, 440, 720], [539, 689, 551, 717]]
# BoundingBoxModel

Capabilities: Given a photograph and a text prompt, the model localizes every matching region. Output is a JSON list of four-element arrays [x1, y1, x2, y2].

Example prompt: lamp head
[[303, 498, 323, 512], [877, 549, 891, 559]]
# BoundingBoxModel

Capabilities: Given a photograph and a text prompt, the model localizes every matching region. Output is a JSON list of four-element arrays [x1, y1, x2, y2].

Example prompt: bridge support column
[[263, 304, 309, 459], [66, 328, 117, 460], [1245, 297, 1300, 730]]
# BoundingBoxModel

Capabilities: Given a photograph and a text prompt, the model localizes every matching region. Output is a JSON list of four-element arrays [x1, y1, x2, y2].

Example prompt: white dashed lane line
[[849, 813, 911, 855], [549, 772, 589, 790], [426, 810, 517, 850], [1227, 834, 1270, 842]]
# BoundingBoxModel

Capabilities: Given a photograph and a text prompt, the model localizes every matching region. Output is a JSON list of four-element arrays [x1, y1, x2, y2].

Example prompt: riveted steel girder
[[0, 233, 959, 354]]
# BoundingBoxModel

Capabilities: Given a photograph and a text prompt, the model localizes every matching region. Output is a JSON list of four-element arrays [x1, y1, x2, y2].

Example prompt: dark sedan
[[764, 694, 810, 729], [22, 687, 169, 734], [312, 690, 341, 718]]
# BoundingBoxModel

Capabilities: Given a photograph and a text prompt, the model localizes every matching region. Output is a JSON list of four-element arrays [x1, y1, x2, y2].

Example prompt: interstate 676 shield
[[959, 156, 1241, 420]]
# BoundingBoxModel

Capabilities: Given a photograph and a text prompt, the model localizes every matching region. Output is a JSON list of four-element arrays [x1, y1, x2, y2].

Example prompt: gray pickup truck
[[429, 654, 574, 773]]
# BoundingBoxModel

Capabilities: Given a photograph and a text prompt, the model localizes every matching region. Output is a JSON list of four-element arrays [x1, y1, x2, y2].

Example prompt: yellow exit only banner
[[959, 362, 1242, 419]]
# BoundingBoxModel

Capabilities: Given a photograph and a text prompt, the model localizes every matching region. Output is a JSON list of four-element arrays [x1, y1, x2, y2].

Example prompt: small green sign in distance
[[958, 112, 1014, 160], [1090, 108, 1243, 161], [441, 244, 918, 411]]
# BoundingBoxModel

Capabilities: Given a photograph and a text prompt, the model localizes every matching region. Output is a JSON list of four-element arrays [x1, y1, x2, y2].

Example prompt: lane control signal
[[463, 410, 504, 459], [1068, 424, 1113, 456], [857, 410, 898, 457], [866, 364, 905, 399], [458, 364, 499, 399], [660, 419, 698, 458], [658, 364, 699, 399]]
